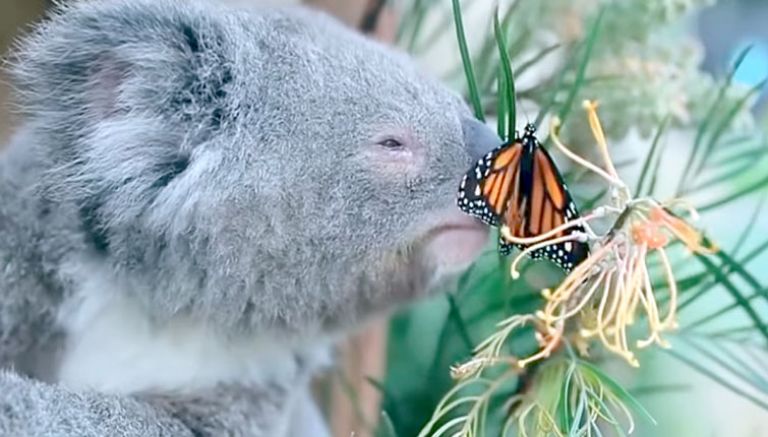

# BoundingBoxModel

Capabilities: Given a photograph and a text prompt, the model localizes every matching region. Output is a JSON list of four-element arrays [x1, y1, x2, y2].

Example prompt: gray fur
[[0, 0, 500, 435], [0, 368, 301, 436], [0, 370, 192, 436], [145, 380, 291, 436]]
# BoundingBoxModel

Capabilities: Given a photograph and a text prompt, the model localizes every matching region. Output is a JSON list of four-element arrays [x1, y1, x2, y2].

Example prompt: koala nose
[[462, 117, 503, 162]]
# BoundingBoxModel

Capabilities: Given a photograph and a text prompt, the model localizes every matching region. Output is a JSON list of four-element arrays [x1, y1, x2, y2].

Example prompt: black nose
[[462, 117, 503, 162]]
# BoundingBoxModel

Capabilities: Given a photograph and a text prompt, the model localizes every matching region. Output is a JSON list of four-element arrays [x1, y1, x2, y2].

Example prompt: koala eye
[[378, 138, 404, 149]]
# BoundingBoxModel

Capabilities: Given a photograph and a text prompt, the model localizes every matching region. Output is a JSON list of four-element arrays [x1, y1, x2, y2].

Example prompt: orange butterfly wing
[[500, 146, 589, 270], [457, 141, 523, 227], [457, 124, 589, 272]]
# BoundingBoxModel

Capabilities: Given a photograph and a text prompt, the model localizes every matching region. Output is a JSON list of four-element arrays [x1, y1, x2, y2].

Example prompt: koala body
[[0, 0, 499, 435]]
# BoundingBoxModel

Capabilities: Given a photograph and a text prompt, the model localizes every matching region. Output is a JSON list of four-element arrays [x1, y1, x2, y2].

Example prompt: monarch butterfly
[[457, 123, 589, 272]]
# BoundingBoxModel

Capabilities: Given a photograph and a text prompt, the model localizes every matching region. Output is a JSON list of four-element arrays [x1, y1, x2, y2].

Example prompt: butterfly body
[[457, 123, 589, 272]]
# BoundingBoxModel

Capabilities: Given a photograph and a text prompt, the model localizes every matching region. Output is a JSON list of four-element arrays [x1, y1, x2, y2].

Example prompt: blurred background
[[2, 1, 767, 436]]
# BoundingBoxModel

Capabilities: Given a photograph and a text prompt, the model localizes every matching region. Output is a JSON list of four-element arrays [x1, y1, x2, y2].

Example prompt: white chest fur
[[56, 264, 328, 395]]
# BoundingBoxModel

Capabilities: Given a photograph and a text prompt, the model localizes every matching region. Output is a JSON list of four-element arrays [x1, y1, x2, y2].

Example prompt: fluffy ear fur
[[11, 0, 231, 134], [10, 0, 233, 259]]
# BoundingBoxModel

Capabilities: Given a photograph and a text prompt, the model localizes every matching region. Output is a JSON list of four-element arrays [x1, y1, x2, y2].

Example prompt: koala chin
[[0, 0, 501, 435]]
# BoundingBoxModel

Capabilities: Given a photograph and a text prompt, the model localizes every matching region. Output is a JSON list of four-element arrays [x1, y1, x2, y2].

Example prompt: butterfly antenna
[[521, 106, 535, 133], [521, 106, 536, 135]]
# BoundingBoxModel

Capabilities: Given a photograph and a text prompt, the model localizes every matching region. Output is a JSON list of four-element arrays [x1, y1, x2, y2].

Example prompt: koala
[[0, 0, 501, 435]]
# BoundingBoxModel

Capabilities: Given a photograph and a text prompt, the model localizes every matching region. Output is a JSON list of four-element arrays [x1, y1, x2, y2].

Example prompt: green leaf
[[427, 298, 469, 380], [677, 44, 755, 192], [683, 336, 765, 388], [684, 151, 767, 196], [733, 192, 768, 256], [636, 115, 670, 196], [646, 132, 672, 197], [478, 2, 520, 93], [334, 368, 376, 432], [740, 236, 768, 263], [684, 248, 768, 333], [630, 383, 691, 396], [665, 348, 768, 411], [713, 249, 765, 294], [676, 235, 768, 315], [708, 325, 763, 339], [695, 254, 768, 344], [698, 171, 768, 212], [376, 410, 400, 437], [398, 0, 428, 51], [447, 294, 475, 351], [567, 383, 587, 436], [704, 135, 765, 170], [692, 78, 767, 177], [577, 360, 657, 427], [559, 362, 578, 431], [498, 65, 509, 138], [532, 49, 620, 130], [580, 188, 609, 211], [366, 376, 392, 398], [554, 7, 605, 126], [534, 42, 580, 128], [684, 288, 764, 331], [585, 386, 629, 437], [493, 6, 517, 139], [515, 43, 562, 79], [451, 0, 484, 121]]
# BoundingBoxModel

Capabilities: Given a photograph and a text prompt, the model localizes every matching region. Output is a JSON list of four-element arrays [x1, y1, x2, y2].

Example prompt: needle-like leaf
[[578, 361, 657, 427], [636, 115, 670, 196], [695, 254, 768, 344], [665, 348, 768, 410], [677, 44, 755, 192], [494, 5, 517, 139], [692, 78, 768, 177], [451, 0, 484, 121], [554, 8, 605, 126]]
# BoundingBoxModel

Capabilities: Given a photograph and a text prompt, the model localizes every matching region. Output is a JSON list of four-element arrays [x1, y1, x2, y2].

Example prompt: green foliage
[[450, 0, 484, 121], [371, 0, 768, 436], [493, 7, 516, 139]]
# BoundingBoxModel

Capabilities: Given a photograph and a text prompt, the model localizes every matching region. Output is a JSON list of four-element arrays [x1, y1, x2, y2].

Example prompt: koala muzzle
[[462, 118, 503, 162]]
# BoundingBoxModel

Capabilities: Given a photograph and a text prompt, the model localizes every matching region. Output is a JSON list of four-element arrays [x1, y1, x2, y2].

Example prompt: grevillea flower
[[451, 100, 718, 375], [428, 352, 648, 437]]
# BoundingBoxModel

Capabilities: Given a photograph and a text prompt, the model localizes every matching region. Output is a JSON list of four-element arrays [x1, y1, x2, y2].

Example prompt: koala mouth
[[424, 213, 490, 274]]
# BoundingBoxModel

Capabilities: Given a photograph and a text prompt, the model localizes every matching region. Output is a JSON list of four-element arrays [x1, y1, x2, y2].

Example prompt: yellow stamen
[[500, 211, 599, 246], [518, 322, 564, 368], [549, 117, 624, 187], [582, 100, 620, 180], [509, 233, 588, 279], [657, 247, 679, 330], [538, 270, 606, 323]]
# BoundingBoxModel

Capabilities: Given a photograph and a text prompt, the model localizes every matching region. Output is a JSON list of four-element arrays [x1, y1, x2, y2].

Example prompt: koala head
[[10, 0, 501, 337]]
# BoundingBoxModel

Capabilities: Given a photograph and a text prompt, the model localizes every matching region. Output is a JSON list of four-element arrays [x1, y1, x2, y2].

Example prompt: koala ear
[[10, 0, 231, 134], [9, 1, 236, 254]]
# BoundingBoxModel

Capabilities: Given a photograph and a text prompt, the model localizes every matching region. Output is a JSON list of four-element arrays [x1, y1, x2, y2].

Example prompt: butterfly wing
[[457, 141, 523, 227], [499, 142, 589, 272], [456, 134, 589, 273]]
